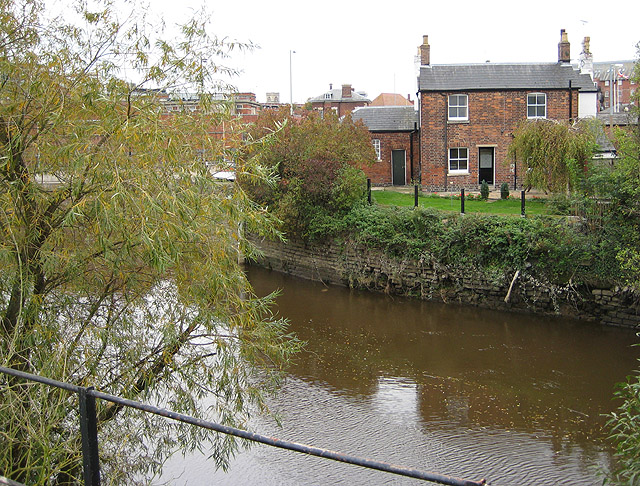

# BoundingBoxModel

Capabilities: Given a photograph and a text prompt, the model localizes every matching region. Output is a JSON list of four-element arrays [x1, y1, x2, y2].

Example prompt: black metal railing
[[0, 366, 487, 486]]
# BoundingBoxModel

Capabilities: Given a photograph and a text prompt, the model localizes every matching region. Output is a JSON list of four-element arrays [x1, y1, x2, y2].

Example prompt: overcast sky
[[123, 0, 640, 103]]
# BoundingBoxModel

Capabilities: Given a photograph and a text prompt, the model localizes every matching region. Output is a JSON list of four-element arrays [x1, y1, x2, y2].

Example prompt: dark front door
[[478, 147, 495, 185], [392, 150, 406, 186]]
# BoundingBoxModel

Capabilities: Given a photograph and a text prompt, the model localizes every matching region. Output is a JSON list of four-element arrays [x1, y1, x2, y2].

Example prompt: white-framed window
[[372, 139, 381, 160], [448, 147, 468, 173], [324, 93, 332, 99], [605, 91, 610, 98], [527, 93, 547, 118], [448, 94, 468, 121]]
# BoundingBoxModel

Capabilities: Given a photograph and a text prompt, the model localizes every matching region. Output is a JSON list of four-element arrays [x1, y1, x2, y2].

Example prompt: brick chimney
[[342, 84, 353, 98], [558, 29, 570, 63], [418, 35, 430, 65]]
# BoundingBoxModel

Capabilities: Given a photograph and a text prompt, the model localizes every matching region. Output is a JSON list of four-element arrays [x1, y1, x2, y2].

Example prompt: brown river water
[[161, 265, 639, 485]]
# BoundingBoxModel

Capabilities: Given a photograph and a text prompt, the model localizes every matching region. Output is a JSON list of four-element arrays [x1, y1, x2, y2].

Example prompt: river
[[161, 265, 639, 485]]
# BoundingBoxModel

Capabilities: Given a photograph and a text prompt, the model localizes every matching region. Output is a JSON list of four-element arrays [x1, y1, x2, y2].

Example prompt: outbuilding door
[[392, 150, 406, 186], [478, 147, 495, 185]]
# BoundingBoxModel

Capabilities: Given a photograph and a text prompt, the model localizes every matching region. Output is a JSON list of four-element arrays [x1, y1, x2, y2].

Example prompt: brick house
[[593, 61, 637, 113], [417, 31, 598, 191], [308, 84, 370, 117], [352, 106, 419, 185]]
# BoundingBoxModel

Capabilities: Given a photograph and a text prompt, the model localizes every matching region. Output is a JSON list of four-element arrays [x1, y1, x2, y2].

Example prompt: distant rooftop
[[370, 93, 414, 107]]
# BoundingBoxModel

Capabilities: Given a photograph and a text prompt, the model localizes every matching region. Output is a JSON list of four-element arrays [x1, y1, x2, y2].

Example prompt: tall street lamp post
[[290, 50, 296, 115]]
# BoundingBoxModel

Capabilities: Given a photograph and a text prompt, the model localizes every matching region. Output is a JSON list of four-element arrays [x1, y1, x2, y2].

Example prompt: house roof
[[308, 88, 370, 103], [370, 93, 414, 106], [596, 111, 639, 126], [351, 106, 418, 131], [418, 63, 598, 93]]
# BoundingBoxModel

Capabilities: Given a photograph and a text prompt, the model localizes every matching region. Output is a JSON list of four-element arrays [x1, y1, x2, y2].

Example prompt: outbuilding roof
[[351, 106, 418, 131], [418, 63, 598, 93]]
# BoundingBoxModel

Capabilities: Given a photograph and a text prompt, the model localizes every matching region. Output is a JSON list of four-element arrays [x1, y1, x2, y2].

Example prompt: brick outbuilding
[[351, 106, 419, 185]]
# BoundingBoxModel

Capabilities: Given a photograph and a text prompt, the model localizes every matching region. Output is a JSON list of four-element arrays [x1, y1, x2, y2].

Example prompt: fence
[[0, 366, 486, 486]]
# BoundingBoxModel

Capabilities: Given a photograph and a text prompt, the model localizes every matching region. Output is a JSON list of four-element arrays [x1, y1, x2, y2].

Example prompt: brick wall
[[365, 131, 419, 185], [248, 235, 640, 329], [420, 89, 579, 191]]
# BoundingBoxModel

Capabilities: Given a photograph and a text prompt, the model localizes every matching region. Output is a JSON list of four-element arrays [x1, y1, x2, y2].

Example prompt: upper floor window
[[372, 139, 381, 160], [527, 93, 547, 119], [448, 147, 468, 173], [448, 94, 468, 121]]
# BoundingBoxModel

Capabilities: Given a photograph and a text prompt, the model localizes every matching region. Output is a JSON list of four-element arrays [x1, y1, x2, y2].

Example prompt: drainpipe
[[442, 93, 448, 191], [416, 90, 422, 185], [568, 80, 573, 120]]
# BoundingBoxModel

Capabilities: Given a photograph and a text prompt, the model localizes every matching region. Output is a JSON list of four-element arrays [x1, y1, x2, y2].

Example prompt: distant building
[[370, 93, 414, 107], [593, 61, 636, 113], [308, 84, 370, 117]]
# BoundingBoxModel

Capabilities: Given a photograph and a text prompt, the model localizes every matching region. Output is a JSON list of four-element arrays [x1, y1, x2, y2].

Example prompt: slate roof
[[418, 63, 598, 93], [596, 111, 639, 126], [308, 88, 370, 103], [351, 106, 418, 131]]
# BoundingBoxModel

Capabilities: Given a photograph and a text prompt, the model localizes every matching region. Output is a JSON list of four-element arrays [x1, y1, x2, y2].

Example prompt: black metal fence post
[[414, 185, 419, 208], [79, 387, 101, 486], [367, 179, 371, 205], [460, 188, 465, 215], [521, 190, 526, 218]]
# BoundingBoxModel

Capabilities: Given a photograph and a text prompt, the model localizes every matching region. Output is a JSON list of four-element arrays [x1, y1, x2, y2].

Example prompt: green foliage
[[0, 1, 300, 484], [239, 108, 373, 238], [500, 182, 510, 200], [607, 357, 640, 485], [480, 180, 490, 200], [508, 119, 597, 193], [323, 204, 617, 286]]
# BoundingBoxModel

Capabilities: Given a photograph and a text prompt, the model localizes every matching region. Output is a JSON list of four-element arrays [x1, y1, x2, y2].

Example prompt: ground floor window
[[373, 139, 381, 160], [448, 147, 468, 173]]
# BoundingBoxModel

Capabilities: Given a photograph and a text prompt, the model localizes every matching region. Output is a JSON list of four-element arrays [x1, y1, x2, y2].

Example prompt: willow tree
[[508, 118, 597, 193], [0, 1, 299, 484]]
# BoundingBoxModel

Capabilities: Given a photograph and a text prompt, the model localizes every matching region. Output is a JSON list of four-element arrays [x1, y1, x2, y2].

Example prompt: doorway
[[392, 150, 406, 186], [478, 147, 495, 185]]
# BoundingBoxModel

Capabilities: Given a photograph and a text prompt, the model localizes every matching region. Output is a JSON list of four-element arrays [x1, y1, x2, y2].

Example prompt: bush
[[607, 363, 640, 485], [500, 182, 510, 200], [480, 180, 490, 200]]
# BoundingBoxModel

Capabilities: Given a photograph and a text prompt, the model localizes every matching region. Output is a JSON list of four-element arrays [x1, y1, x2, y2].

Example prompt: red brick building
[[309, 84, 370, 117], [417, 31, 598, 191], [593, 61, 637, 113], [351, 106, 419, 185]]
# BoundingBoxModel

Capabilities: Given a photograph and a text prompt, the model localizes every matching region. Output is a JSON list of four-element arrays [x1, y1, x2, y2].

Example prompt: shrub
[[500, 182, 510, 200], [480, 180, 490, 200]]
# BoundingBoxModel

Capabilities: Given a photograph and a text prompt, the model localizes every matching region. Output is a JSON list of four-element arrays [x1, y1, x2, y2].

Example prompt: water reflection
[[160, 265, 638, 485]]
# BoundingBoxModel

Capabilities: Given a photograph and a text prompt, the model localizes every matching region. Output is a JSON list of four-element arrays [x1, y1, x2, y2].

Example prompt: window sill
[[448, 171, 469, 176], [447, 119, 469, 124]]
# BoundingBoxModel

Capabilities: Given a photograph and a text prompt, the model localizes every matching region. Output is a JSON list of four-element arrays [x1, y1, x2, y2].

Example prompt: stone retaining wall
[[248, 235, 640, 329]]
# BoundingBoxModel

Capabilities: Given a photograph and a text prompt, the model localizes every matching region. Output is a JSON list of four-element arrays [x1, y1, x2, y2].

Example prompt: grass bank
[[372, 190, 551, 216]]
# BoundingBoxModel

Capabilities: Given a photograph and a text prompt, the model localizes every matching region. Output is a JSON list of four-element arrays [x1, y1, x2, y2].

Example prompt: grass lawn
[[372, 190, 551, 216]]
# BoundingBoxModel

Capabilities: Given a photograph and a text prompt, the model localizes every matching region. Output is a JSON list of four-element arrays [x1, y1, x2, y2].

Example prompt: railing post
[[460, 188, 465, 215], [414, 184, 419, 208], [521, 190, 526, 218], [367, 179, 371, 205], [79, 387, 101, 486]]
